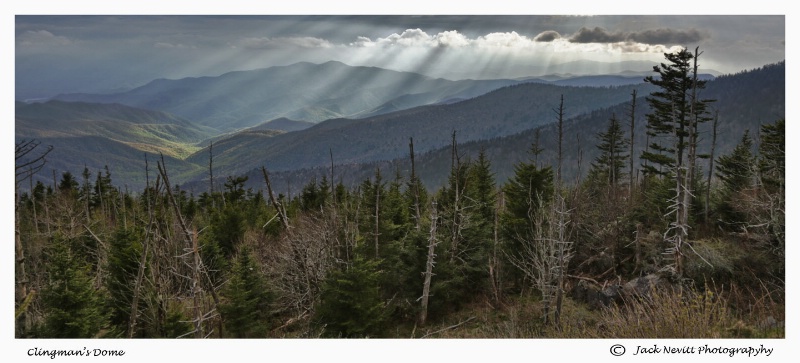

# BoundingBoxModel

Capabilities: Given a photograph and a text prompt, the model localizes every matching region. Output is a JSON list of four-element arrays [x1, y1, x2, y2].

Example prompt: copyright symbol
[[610, 344, 626, 356]]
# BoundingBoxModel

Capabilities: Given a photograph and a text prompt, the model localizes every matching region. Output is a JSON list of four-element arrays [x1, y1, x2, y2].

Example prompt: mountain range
[[16, 60, 784, 193], [52, 61, 524, 131]]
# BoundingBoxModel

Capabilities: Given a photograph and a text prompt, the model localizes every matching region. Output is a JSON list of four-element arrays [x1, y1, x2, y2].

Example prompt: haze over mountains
[[16, 60, 784, 193], [53, 61, 525, 131]]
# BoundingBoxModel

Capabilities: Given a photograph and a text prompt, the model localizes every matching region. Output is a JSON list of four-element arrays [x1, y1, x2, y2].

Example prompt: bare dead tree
[[262, 166, 290, 230], [374, 167, 381, 259], [489, 191, 504, 305], [628, 89, 637, 196], [419, 201, 438, 326], [208, 141, 214, 198], [157, 154, 220, 338], [554, 95, 565, 185], [449, 130, 466, 262], [15, 139, 53, 187], [266, 214, 335, 320], [508, 193, 573, 325], [705, 110, 719, 220], [15, 139, 52, 308], [409, 137, 422, 230], [127, 155, 154, 337]]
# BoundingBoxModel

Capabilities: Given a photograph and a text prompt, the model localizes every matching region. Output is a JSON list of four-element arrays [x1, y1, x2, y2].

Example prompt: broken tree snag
[[261, 166, 290, 230], [419, 200, 438, 327], [409, 137, 421, 230]]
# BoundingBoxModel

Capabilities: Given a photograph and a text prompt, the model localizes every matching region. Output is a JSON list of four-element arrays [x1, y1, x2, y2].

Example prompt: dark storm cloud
[[534, 30, 561, 42], [569, 26, 708, 45], [569, 27, 626, 43]]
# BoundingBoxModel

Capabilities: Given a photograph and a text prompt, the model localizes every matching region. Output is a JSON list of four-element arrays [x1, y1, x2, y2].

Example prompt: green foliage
[[219, 248, 274, 338], [315, 257, 387, 337], [299, 176, 331, 212], [105, 227, 145, 334], [589, 113, 629, 187], [758, 118, 784, 193], [501, 152, 554, 290], [714, 130, 755, 230], [641, 48, 713, 177], [38, 235, 108, 338]]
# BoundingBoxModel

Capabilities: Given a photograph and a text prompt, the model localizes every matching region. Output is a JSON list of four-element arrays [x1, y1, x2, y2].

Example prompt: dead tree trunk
[[419, 201, 438, 326], [705, 111, 719, 220], [450, 130, 461, 262], [262, 166, 290, 230], [409, 137, 421, 231], [554, 95, 565, 185], [158, 154, 220, 338], [127, 155, 154, 338], [374, 168, 381, 259], [628, 89, 637, 196]]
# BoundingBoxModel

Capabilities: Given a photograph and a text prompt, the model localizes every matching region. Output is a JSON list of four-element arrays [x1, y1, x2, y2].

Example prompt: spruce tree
[[105, 227, 145, 336], [640, 47, 713, 277], [39, 235, 108, 338], [758, 118, 785, 193], [315, 257, 386, 337], [590, 113, 630, 188], [219, 248, 273, 338], [715, 130, 755, 230], [502, 142, 554, 289]]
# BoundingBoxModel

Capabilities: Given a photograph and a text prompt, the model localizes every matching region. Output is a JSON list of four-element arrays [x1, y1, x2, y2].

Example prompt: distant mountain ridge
[[16, 100, 211, 189], [18, 61, 779, 193], [182, 81, 653, 180], [53, 61, 524, 132], [205, 61, 783, 195]]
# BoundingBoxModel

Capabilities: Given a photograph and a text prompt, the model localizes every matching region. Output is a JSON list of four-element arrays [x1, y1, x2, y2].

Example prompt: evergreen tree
[[219, 248, 274, 338], [39, 235, 108, 338], [715, 130, 755, 230], [105, 227, 145, 336], [501, 142, 554, 289], [758, 118, 785, 193], [315, 257, 386, 337], [590, 114, 630, 188], [640, 47, 713, 277], [716, 130, 755, 193]]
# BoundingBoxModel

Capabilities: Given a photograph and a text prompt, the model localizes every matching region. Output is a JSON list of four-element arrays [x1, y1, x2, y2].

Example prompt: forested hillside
[[14, 52, 784, 339]]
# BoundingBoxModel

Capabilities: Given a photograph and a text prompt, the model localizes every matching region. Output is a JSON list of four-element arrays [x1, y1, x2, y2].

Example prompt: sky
[[14, 13, 785, 100]]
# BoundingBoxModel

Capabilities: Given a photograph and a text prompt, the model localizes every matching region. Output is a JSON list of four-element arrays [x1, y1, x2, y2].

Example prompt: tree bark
[[419, 201, 438, 327]]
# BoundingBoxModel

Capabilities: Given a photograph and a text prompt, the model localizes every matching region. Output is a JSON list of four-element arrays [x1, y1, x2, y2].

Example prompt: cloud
[[354, 29, 537, 49], [236, 36, 334, 49], [17, 30, 72, 46], [569, 27, 626, 43], [569, 26, 708, 45], [435, 30, 470, 47], [534, 30, 561, 42], [375, 29, 436, 47], [610, 43, 684, 54], [474, 31, 535, 48]]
